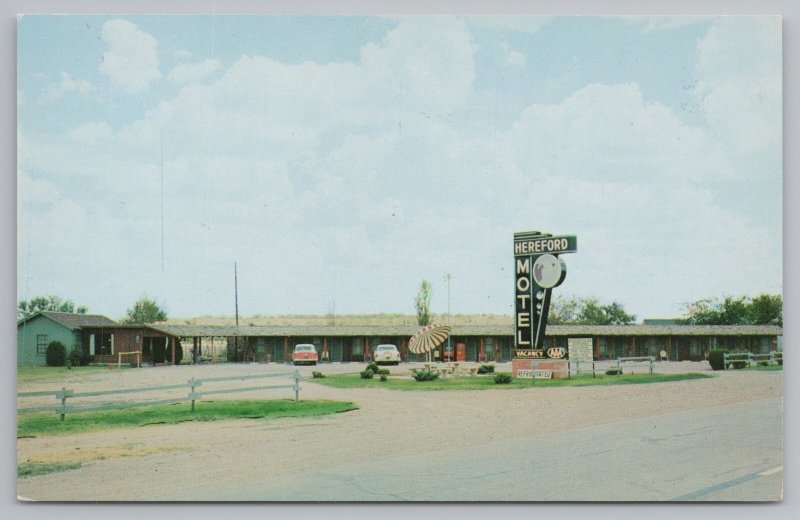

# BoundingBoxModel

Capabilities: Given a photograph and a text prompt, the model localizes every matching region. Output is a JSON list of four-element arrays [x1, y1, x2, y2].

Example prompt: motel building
[[17, 313, 781, 366]]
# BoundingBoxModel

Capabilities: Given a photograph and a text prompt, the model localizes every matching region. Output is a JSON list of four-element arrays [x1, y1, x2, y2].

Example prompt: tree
[[748, 294, 783, 326], [548, 296, 636, 325], [685, 294, 782, 326], [17, 295, 88, 320], [414, 280, 433, 326], [123, 295, 168, 324]]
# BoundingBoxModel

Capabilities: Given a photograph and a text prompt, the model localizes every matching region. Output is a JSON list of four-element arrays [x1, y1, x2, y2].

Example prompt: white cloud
[[41, 72, 95, 103], [174, 49, 192, 60], [695, 17, 781, 157], [100, 19, 161, 93], [168, 59, 222, 84]]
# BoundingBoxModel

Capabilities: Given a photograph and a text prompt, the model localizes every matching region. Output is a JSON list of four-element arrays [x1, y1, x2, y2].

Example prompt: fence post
[[189, 378, 198, 413], [723, 353, 729, 370], [616, 358, 621, 376], [592, 361, 596, 378], [293, 371, 300, 401], [568, 360, 571, 379], [649, 357, 653, 375], [59, 387, 68, 422]]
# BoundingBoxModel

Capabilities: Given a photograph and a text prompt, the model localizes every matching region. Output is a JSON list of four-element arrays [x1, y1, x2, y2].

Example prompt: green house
[[17, 311, 118, 366]]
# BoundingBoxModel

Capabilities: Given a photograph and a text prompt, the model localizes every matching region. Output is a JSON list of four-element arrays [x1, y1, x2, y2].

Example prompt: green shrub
[[379, 374, 388, 382], [412, 369, 439, 382], [605, 368, 622, 376], [174, 344, 183, 365], [366, 362, 380, 374], [730, 361, 747, 369], [707, 349, 729, 371], [67, 345, 88, 367], [312, 371, 326, 379], [758, 361, 770, 367], [360, 369, 374, 379], [45, 341, 67, 367], [493, 373, 512, 384], [376, 368, 390, 376], [477, 364, 495, 374], [778, 358, 783, 366]]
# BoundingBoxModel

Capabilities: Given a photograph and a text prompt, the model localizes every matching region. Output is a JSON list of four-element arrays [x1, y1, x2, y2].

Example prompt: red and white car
[[292, 344, 319, 366]]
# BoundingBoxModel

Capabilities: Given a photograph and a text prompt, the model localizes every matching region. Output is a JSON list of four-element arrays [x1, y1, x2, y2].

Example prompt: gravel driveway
[[16, 361, 781, 501]]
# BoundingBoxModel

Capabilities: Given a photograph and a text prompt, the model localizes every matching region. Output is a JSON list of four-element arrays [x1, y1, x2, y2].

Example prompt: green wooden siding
[[17, 315, 79, 366]]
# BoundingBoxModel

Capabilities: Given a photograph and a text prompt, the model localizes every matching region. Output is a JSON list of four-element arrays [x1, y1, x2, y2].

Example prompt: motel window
[[36, 334, 48, 355], [690, 339, 701, 357], [484, 337, 495, 356], [96, 332, 114, 355], [598, 337, 609, 357], [352, 340, 363, 356]]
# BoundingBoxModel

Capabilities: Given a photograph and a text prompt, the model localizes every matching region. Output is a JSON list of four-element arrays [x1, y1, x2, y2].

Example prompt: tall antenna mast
[[234, 261, 239, 327], [160, 129, 165, 273]]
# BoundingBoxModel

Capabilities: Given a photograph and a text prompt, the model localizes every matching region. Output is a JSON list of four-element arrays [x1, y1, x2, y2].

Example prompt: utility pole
[[446, 273, 451, 359], [234, 262, 239, 327]]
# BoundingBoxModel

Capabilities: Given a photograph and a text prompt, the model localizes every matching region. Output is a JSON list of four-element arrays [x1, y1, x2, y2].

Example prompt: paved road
[[197, 396, 782, 502]]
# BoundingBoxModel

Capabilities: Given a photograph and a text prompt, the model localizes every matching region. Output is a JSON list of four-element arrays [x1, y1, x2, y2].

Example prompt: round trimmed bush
[[477, 364, 495, 374], [379, 374, 388, 382], [708, 349, 729, 371], [366, 362, 380, 374], [45, 341, 67, 367], [605, 368, 622, 376], [360, 369, 374, 379], [412, 369, 439, 382], [493, 373, 512, 384]]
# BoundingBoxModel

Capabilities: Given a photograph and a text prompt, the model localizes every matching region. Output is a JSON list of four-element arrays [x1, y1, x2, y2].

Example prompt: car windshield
[[376, 345, 397, 351], [295, 345, 314, 351]]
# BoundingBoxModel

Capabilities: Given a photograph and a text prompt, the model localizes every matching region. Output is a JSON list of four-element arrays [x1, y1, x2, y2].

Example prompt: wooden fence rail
[[18, 370, 301, 421], [723, 351, 782, 369], [616, 356, 655, 375]]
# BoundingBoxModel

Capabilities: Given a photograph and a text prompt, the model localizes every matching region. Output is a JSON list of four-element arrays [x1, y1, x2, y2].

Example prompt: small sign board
[[514, 349, 545, 359], [568, 338, 594, 362], [516, 369, 553, 379]]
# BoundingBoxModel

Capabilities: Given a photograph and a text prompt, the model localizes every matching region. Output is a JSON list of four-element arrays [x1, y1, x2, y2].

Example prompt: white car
[[373, 344, 401, 365]]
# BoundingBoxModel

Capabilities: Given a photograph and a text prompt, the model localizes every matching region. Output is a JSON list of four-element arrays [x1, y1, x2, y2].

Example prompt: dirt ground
[[16, 362, 782, 501]]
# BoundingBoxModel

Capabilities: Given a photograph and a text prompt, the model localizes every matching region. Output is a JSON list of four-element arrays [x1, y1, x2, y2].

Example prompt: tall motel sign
[[513, 231, 577, 377]]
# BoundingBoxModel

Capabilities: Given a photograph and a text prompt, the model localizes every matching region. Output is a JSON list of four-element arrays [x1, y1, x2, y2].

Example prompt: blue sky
[[17, 15, 782, 321]]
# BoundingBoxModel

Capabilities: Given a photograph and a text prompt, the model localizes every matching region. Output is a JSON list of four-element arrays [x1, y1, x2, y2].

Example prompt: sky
[[16, 15, 782, 322]]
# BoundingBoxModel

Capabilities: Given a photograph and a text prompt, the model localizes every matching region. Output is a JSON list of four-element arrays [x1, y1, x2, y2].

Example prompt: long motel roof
[[147, 324, 783, 339]]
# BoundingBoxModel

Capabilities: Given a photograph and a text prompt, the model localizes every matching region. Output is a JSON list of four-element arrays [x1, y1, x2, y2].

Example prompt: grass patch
[[18, 399, 357, 437], [17, 461, 82, 478], [17, 365, 133, 384], [312, 372, 713, 391]]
